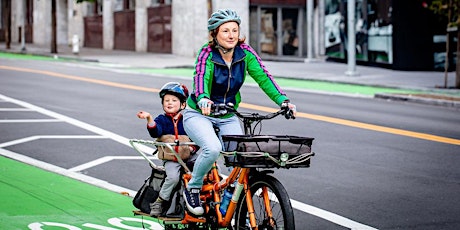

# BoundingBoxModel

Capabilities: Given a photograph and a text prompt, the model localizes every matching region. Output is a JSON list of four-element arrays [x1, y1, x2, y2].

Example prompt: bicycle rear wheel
[[234, 174, 295, 230]]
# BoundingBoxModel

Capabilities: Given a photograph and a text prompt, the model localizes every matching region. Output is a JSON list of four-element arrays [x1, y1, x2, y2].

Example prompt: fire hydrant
[[72, 34, 79, 54]]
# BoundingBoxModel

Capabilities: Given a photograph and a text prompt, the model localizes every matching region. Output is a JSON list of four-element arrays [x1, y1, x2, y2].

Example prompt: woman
[[182, 9, 297, 215]]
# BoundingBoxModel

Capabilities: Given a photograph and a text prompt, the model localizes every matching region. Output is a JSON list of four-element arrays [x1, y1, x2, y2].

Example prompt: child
[[137, 82, 197, 217]]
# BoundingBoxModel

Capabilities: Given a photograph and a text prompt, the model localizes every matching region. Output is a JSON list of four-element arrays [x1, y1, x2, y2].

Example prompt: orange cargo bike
[[130, 103, 315, 229]]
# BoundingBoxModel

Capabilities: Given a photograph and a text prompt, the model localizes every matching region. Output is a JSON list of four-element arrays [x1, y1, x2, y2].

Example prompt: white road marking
[[69, 156, 158, 172], [0, 135, 108, 148], [0, 93, 378, 229], [0, 108, 33, 111], [0, 147, 136, 196], [0, 119, 62, 123]]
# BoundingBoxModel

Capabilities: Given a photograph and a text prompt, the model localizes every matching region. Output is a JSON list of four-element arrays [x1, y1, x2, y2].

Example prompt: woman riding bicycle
[[182, 9, 297, 216]]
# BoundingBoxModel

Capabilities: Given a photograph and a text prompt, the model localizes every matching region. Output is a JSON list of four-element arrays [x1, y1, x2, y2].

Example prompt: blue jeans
[[183, 108, 243, 189]]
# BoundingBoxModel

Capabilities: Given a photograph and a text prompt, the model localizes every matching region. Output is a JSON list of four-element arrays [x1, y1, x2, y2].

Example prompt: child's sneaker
[[183, 188, 204, 215], [149, 197, 164, 217]]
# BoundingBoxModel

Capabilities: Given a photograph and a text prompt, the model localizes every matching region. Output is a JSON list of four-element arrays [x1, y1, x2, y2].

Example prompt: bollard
[[72, 34, 79, 54]]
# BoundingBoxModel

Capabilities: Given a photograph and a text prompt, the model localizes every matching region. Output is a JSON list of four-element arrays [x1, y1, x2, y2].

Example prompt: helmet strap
[[214, 38, 233, 54]]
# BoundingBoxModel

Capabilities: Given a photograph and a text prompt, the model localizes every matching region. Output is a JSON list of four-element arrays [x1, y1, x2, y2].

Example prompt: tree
[[2, 0, 11, 49], [424, 0, 460, 88], [51, 0, 57, 53]]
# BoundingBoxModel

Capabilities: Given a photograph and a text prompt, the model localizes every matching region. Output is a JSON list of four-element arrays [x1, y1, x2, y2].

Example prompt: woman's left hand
[[287, 103, 297, 117], [281, 101, 297, 118]]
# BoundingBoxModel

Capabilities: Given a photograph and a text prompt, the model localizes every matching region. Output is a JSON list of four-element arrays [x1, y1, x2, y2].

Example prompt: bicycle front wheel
[[234, 174, 295, 230]]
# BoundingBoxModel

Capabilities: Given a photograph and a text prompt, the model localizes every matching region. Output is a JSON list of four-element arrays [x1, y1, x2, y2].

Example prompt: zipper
[[223, 64, 232, 105]]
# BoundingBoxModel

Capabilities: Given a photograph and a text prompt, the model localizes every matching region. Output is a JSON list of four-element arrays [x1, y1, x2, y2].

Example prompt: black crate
[[222, 135, 314, 168]]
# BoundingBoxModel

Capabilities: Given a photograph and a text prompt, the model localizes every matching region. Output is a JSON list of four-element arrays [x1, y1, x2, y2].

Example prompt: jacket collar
[[211, 44, 246, 65]]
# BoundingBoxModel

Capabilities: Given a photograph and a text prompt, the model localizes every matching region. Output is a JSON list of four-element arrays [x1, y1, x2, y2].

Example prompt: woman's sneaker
[[183, 188, 204, 215]]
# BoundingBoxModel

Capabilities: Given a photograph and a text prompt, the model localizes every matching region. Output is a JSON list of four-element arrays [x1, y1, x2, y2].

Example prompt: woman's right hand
[[198, 98, 213, 115]]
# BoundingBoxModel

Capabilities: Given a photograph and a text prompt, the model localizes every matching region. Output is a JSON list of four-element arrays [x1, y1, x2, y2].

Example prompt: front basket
[[222, 135, 314, 168]]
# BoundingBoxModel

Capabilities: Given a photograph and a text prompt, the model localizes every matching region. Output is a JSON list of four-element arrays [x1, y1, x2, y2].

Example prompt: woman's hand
[[198, 98, 213, 115], [287, 103, 297, 117], [281, 101, 297, 118]]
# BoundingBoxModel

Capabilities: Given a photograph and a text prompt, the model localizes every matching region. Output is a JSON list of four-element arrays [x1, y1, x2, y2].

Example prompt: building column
[[103, 0, 114, 50], [67, 0, 84, 48], [135, 0, 148, 52]]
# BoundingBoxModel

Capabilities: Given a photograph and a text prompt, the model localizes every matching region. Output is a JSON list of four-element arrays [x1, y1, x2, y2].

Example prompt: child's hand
[[137, 111, 151, 119]]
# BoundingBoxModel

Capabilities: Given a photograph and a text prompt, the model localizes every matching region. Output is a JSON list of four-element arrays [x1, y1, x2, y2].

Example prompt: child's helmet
[[208, 9, 241, 31], [159, 82, 189, 103]]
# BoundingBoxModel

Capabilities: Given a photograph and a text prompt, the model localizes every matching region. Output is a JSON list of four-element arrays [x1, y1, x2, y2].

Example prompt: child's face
[[162, 94, 183, 114]]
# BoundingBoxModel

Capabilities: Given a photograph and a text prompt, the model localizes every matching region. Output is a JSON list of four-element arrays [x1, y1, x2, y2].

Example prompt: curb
[[375, 93, 460, 108]]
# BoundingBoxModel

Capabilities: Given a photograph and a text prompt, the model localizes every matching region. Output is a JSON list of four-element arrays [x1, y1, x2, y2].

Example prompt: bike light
[[280, 153, 289, 162]]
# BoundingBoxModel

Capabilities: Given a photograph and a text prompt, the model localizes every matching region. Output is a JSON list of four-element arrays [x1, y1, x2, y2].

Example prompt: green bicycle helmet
[[208, 9, 241, 31]]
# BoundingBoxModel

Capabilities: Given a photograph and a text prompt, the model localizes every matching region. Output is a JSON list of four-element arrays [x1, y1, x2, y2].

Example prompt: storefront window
[[259, 8, 277, 55], [251, 6, 302, 57], [325, 0, 393, 64], [367, 0, 392, 63], [282, 8, 299, 55]]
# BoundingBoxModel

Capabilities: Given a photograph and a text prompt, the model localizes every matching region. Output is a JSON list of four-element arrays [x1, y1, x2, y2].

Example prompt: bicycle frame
[[130, 104, 301, 229]]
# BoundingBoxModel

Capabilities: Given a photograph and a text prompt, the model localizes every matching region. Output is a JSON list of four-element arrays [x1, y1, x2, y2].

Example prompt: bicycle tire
[[234, 174, 295, 230]]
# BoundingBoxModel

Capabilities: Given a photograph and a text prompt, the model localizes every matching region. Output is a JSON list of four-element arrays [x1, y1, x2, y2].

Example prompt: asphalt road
[[1, 59, 460, 229]]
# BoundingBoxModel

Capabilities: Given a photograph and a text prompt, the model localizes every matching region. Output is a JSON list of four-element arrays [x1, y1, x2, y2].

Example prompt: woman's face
[[162, 94, 183, 114], [216, 21, 239, 50]]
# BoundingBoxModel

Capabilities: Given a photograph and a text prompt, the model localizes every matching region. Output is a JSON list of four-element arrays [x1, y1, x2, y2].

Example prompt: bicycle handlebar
[[211, 103, 295, 120]]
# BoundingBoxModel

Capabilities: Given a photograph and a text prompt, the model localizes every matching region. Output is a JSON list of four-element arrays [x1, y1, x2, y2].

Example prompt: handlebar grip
[[285, 109, 296, 120]]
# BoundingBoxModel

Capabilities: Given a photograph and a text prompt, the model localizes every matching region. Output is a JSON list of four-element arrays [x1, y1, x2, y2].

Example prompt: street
[[1, 58, 460, 229]]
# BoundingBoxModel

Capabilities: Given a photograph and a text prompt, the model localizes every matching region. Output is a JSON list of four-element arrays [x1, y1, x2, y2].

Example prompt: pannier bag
[[132, 166, 186, 218], [132, 167, 165, 214]]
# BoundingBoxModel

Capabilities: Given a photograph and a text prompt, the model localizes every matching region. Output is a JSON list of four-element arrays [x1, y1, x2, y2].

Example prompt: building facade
[[0, 0, 448, 71]]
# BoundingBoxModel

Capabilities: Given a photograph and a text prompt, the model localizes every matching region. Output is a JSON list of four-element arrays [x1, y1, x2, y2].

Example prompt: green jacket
[[187, 42, 289, 115]]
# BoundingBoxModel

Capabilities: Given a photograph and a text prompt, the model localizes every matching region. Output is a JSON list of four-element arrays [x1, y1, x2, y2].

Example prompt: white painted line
[[0, 108, 33, 111], [0, 94, 378, 229], [0, 94, 154, 154], [0, 135, 108, 148], [291, 199, 378, 230], [0, 148, 136, 196], [0, 119, 62, 123], [69, 156, 158, 172]]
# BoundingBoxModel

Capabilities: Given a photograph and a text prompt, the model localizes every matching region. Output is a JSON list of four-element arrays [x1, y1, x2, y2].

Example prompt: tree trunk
[[3, 0, 11, 49], [456, 1, 460, 88], [51, 0, 57, 54]]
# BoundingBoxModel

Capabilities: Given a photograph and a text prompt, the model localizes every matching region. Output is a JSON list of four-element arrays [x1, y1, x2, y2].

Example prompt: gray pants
[[159, 153, 198, 201], [159, 160, 181, 201]]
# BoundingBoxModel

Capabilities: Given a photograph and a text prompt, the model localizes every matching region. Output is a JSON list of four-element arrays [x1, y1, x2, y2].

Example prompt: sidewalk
[[2, 42, 460, 107]]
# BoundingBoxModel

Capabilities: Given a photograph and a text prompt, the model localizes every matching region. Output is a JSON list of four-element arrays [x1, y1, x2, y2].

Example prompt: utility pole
[[306, 0, 314, 61], [345, 0, 359, 76], [318, 0, 325, 56]]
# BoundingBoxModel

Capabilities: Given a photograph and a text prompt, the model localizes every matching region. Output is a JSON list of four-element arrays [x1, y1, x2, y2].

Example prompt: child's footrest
[[158, 216, 184, 221], [133, 210, 150, 216]]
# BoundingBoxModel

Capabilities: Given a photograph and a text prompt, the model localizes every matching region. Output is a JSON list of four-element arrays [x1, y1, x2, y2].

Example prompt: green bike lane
[[0, 156, 162, 230]]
